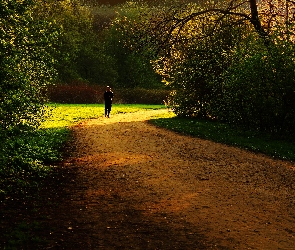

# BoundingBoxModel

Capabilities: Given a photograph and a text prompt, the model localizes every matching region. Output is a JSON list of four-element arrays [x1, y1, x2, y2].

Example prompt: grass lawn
[[150, 112, 295, 161], [41, 103, 166, 128], [35, 103, 166, 169]]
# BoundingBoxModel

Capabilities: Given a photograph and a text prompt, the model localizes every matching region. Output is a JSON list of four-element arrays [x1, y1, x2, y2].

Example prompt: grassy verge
[[1, 128, 70, 249], [149, 112, 295, 161], [0, 129, 69, 198]]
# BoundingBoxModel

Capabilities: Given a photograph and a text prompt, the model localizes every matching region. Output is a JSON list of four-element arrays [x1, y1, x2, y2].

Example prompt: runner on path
[[104, 86, 113, 118]]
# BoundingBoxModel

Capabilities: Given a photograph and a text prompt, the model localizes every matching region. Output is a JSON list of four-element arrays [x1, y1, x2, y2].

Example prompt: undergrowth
[[0, 128, 70, 198]]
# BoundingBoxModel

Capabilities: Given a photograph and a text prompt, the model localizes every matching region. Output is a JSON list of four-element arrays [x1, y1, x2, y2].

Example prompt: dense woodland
[[1, 0, 295, 196]]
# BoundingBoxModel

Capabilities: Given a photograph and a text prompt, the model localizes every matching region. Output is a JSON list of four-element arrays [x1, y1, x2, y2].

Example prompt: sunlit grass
[[41, 103, 165, 128]]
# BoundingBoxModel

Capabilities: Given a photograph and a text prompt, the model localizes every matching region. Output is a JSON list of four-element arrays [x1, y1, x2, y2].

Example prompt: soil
[[2, 109, 295, 249]]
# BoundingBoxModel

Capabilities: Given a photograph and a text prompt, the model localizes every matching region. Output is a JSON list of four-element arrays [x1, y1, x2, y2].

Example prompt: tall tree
[[0, 0, 58, 133], [133, 0, 295, 54]]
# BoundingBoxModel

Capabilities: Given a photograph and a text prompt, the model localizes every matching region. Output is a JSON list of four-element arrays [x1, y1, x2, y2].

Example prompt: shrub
[[115, 88, 169, 104], [0, 128, 70, 198], [0, 0, 58, 198], [217, 37, 295, 135], [46, 83, 169, 105], [46, 82, 104, 104]]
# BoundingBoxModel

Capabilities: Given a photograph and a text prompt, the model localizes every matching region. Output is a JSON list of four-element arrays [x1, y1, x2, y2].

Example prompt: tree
[[121, 0, 295, 135], [217, 31, 295, 133], [124, 1, 251, 115], [0, 0, 58, 133], [128, 0, 295, 55], [33, 0, 115, 85], [0, 0, 59, 195], [106, 1, 163, 89]]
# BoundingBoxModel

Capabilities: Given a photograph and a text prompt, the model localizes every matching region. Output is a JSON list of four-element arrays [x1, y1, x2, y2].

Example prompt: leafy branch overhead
[[122, 0, 295, 54]]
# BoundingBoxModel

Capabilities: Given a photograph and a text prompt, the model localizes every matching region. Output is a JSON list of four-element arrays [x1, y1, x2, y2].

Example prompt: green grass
[[41, 103, 165, 128], [0, 127, 70, 197], [1, 127, 70, 249], [150, 112, 295, 161]]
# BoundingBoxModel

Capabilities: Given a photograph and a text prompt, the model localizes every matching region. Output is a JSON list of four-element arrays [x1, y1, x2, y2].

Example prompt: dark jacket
[[104, 91, 113, 104]]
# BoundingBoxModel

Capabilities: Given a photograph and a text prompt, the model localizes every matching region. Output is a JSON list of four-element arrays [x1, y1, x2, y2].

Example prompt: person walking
[[104, 86, 114, 118]]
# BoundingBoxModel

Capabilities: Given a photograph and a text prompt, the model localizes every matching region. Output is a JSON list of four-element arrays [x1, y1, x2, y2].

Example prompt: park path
[[45, 109, 295, 249]]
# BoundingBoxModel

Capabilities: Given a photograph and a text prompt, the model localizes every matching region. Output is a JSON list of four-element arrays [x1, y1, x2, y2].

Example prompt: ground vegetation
[[0, 0, 59, 197]]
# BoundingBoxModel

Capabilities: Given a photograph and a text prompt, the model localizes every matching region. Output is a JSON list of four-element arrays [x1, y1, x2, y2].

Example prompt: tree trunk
[[249, 0, 269, 43]]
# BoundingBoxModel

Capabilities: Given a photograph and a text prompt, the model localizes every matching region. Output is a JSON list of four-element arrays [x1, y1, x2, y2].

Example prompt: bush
[[0, 0, 58, 198], [46, 83, 169, 105], [115, 88, 169, 104], [0, 127, 70, 198], [46, 82, 104, 104], [216, 38, 295, 135]]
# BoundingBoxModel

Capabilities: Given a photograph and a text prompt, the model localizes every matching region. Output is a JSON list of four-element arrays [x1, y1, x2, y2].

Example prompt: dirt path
[[44, 109, 295, 249]]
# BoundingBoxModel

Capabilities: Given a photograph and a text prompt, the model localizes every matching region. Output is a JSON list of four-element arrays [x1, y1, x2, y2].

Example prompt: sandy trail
[[45, 109, 295, 249]]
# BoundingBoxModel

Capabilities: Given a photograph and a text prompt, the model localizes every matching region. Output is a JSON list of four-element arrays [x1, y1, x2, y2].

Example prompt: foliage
[[35, 0, 118, 85], [137, 1, 250, 118], [46, 83, 169, 104], [124, 0, 295, 137], [0, 0, 59, 197], [104, 1, 163, 89], [2, 0, 295, 196], [0, 127, 69, 197], [0, 0, 58, 132], [116, 88, 169, 104], [217, 35, 295, 134], [38, 0, 162, 89], [164, 20, 247, 118], [150, 113, 295, 161], [46, 82, 104, 104]]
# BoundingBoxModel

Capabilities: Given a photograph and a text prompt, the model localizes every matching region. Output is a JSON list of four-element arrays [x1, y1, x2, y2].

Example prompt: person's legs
[[105, 105, 108, 117], [105, 103, 112, 117], [108, 104, 112, 117]]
